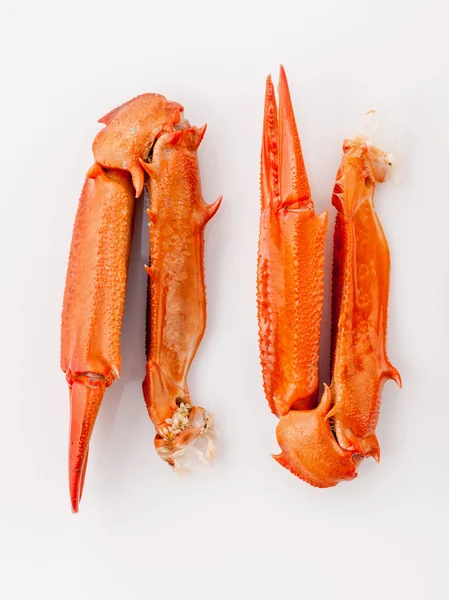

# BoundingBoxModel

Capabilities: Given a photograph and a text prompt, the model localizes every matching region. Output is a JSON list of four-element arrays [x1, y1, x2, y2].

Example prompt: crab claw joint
[[274, 385, 358, 488]]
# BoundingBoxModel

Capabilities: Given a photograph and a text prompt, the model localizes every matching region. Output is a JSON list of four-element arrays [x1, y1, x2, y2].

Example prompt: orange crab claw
[[258, 67, 401, 488], [61, 94, 183, 512]]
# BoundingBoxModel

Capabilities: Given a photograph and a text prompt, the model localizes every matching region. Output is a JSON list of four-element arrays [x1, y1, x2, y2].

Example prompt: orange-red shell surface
[[61, 94, 183, 511], [258, 68, 401, 487], [141, 124, 221, 468]]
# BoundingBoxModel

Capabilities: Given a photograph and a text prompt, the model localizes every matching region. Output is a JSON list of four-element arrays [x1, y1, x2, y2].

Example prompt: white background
[[1, 0, 448, 598]]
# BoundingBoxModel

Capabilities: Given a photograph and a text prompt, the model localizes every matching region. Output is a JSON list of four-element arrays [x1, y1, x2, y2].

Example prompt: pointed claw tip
[[366, 448, 380, 463], [69, 454, 88, 514], [394, 370, 402, 389], [195, 124, 207, 148], [278, 64, 289, 91], [204, 195, 222, 222], [212, 194, 223, 211], [130, 166, 144, 198], [69, 476, 81, 513], [385, 364, 402, 388], [275, 62, 312, 210], [68, 379, 104, 515], [139, 157, 157, 179], [271, 450, 287, 468]]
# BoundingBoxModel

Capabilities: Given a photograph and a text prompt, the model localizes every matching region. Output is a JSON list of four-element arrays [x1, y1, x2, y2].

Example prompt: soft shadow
[[120, 192, 148, 383], [93, 193, 151, 505], [96, 193, 148, 439], [318, 207, 335, 390]]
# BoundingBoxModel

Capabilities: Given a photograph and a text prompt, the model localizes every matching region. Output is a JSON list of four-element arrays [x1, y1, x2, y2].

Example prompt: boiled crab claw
[[257, 66, 401, 487], [62, 91, 221, 511], [61, 94, 187, 512]]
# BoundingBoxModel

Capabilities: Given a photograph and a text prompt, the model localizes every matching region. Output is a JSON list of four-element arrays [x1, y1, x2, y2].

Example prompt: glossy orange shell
[[328, 144, 401, 459], [61, 166, 134, 383], [141, 125, 221, 463], [258, 68, 401, 488], [258, 69, 328, 417], [61, 94, 184, 511]]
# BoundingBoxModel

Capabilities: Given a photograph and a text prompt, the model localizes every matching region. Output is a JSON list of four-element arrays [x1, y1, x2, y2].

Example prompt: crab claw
[[62, 93, 185, 512], [258, 66, 328, 417], [273, 385, 358, 487]]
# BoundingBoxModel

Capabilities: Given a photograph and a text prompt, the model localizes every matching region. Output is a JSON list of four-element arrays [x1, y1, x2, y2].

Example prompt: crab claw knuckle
[[92, 93, 184, 196]]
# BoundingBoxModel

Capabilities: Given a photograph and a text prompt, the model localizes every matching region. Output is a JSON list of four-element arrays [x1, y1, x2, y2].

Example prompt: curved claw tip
[[71, 495, 80, 514], [69, 460, 84, 513], [391, 366, 402, 389], [130, 166, 145, 198], [372, 450, 380, 463], [204, 195, 222, 222]]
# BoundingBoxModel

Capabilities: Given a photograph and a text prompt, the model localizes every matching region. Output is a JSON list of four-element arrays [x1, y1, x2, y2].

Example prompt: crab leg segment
[[328, 138, 402, 460], [141, 124, 221, 469], [258, 66, 328, 417], [61, 94, 183, 511]]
